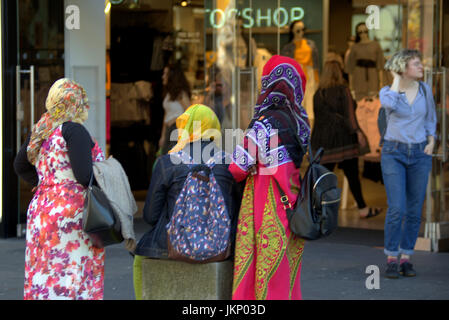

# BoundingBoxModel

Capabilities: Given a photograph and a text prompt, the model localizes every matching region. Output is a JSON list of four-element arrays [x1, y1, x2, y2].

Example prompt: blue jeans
[[381, 140, 432, 256]]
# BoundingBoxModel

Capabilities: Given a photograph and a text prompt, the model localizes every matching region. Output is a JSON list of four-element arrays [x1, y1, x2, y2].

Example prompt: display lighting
[[105, 1, 112, 14], [181, 1, 189, 7]]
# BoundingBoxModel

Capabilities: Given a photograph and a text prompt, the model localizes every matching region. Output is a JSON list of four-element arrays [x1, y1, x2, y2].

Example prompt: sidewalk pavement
[[1, 218, 448, 300]]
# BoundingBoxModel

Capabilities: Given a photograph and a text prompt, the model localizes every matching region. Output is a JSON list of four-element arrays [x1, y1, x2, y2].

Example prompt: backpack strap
[[275, 108, 325, 165], [174, 151, 194, 165], [188, 150, 229, 182], [272, 177, 293, 211], [205, 150, 223, 167], [276, 108, 307, 156]]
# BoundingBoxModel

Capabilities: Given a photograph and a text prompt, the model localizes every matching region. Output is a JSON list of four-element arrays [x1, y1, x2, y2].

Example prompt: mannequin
[[345, 22, 384, 101], [281, 20, 320, 124], [217, 15, 257, 73], [216, 14, 258, 132], [346, 23, 385, 181], [235, 16, 257, 69]]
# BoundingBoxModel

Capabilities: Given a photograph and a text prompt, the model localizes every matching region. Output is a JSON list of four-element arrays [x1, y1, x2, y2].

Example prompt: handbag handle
[[88, 171, 94, 188]]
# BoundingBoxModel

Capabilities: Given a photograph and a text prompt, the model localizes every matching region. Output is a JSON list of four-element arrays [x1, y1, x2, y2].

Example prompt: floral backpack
[[166, 151, 231, 263]]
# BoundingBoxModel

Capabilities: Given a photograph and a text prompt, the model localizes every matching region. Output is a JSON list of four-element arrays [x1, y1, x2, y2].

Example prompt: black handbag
[[273, 143, 341, 240], [82, 174, 124, 248]]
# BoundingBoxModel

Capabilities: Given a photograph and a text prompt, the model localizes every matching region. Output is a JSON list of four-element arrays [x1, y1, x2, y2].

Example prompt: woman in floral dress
[[14, 78, 105, 300]]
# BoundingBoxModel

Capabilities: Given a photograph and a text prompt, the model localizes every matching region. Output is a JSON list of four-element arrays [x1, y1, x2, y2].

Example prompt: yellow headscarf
[[27, 78, 90, 165], [168, 104, 222, 154]]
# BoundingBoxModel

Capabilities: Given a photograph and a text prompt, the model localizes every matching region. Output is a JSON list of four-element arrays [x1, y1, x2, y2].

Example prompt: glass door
[[16, 0, 65, 237], [408, 0, 449, 251], [205, 0, 258, 134], [424, 0, 449, 251], [204, 0, 324, 152]]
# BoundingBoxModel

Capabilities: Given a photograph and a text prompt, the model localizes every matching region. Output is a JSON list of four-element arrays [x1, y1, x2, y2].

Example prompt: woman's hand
[[390, 71, 401, 92], [391, 71, 401, 79], [424, 136, 435, 156]]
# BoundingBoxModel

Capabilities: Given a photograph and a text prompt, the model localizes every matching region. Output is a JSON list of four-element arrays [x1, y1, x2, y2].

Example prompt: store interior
[[104, 0, 401, 230], [17, 0, 449, 236]]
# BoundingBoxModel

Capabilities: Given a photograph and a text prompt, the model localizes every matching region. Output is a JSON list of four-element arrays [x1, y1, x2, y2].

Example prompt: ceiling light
[[181, 1, 188, 7]]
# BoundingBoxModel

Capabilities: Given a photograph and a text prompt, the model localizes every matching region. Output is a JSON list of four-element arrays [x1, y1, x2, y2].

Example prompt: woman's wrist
[[390, 77, 401, 92]]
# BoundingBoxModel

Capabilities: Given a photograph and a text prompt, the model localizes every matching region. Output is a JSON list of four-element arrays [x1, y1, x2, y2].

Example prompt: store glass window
[[204, 0, 324, 141], [18, 0, 65, 124], [16, 0, 65, 236]]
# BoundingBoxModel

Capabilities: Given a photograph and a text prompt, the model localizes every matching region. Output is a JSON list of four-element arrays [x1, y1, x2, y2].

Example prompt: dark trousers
[[324, 157, 367, 209]]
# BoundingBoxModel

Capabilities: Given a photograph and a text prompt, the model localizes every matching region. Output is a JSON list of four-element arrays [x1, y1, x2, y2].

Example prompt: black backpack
[[273, 109, 341, 240], [378, 81, 427, 146], [274, 143, 341, 240]]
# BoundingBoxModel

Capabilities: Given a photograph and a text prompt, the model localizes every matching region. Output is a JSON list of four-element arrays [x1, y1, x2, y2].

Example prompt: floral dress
[[24, 125, 105, 300]]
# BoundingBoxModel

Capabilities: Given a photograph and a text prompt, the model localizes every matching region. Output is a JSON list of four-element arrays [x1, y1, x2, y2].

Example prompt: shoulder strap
[[88, 172, 94, 188], [175, 151, 194, 165], [272, 177, 293, 211], [276, 109, 323, 164], [275, 109, 308, 155]]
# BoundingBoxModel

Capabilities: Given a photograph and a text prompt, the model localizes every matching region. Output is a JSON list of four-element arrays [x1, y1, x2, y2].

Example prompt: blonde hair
[[384, 49, 422, 74]]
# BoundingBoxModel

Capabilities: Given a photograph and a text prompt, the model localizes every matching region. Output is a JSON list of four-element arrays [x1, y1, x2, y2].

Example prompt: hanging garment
[[355, 97, 382, 161], [356, 97, 383, 184]]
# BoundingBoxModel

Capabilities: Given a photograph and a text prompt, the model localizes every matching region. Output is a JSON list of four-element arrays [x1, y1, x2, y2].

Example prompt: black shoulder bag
[[82, 174, 124, 248]]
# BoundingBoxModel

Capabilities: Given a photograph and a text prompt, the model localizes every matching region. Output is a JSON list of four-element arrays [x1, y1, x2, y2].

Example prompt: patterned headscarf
[[27, 78, 90, 165], [254, 55, 310, 148], [168, 104, 222, 154]]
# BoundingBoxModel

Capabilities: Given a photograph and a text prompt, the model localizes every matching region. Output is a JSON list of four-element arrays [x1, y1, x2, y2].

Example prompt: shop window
[[204, 0, 324, 136]]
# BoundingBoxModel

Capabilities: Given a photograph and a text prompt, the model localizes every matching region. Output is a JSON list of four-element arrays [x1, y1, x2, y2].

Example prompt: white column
[[64, 0, 106, 152]]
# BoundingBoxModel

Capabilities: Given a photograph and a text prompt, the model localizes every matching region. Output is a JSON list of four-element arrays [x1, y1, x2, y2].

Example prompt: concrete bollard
[[141, 258, 234, 300]]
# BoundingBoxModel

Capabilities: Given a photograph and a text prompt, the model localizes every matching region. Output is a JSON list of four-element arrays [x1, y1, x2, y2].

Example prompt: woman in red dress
[[229, 55, 310, 300]]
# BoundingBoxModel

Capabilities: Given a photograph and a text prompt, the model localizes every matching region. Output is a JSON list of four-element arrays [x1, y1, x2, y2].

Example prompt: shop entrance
[[9, 0, 106, 238]]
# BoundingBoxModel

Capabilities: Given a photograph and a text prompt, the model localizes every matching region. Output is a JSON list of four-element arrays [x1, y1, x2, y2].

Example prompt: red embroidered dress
[[24, 125, 105, 300], [229, 56, 310, 300], [229, 121, 306, 300]]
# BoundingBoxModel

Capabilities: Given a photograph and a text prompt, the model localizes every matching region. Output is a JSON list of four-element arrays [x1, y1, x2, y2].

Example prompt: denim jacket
[[135, 141, 244, 258]]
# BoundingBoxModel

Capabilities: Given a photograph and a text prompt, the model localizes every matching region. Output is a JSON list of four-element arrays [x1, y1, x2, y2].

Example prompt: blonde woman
[[14, 79, 105, 300], [380, 49, 437, 278]]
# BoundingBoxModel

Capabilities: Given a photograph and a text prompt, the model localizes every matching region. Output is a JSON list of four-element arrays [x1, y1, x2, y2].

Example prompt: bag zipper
[[321, 198, 341, 205]]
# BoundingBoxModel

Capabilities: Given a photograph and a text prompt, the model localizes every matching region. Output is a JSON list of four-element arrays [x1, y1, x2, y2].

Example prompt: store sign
[[205, 7, 305, 28], [110, 0, 139, 4]]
